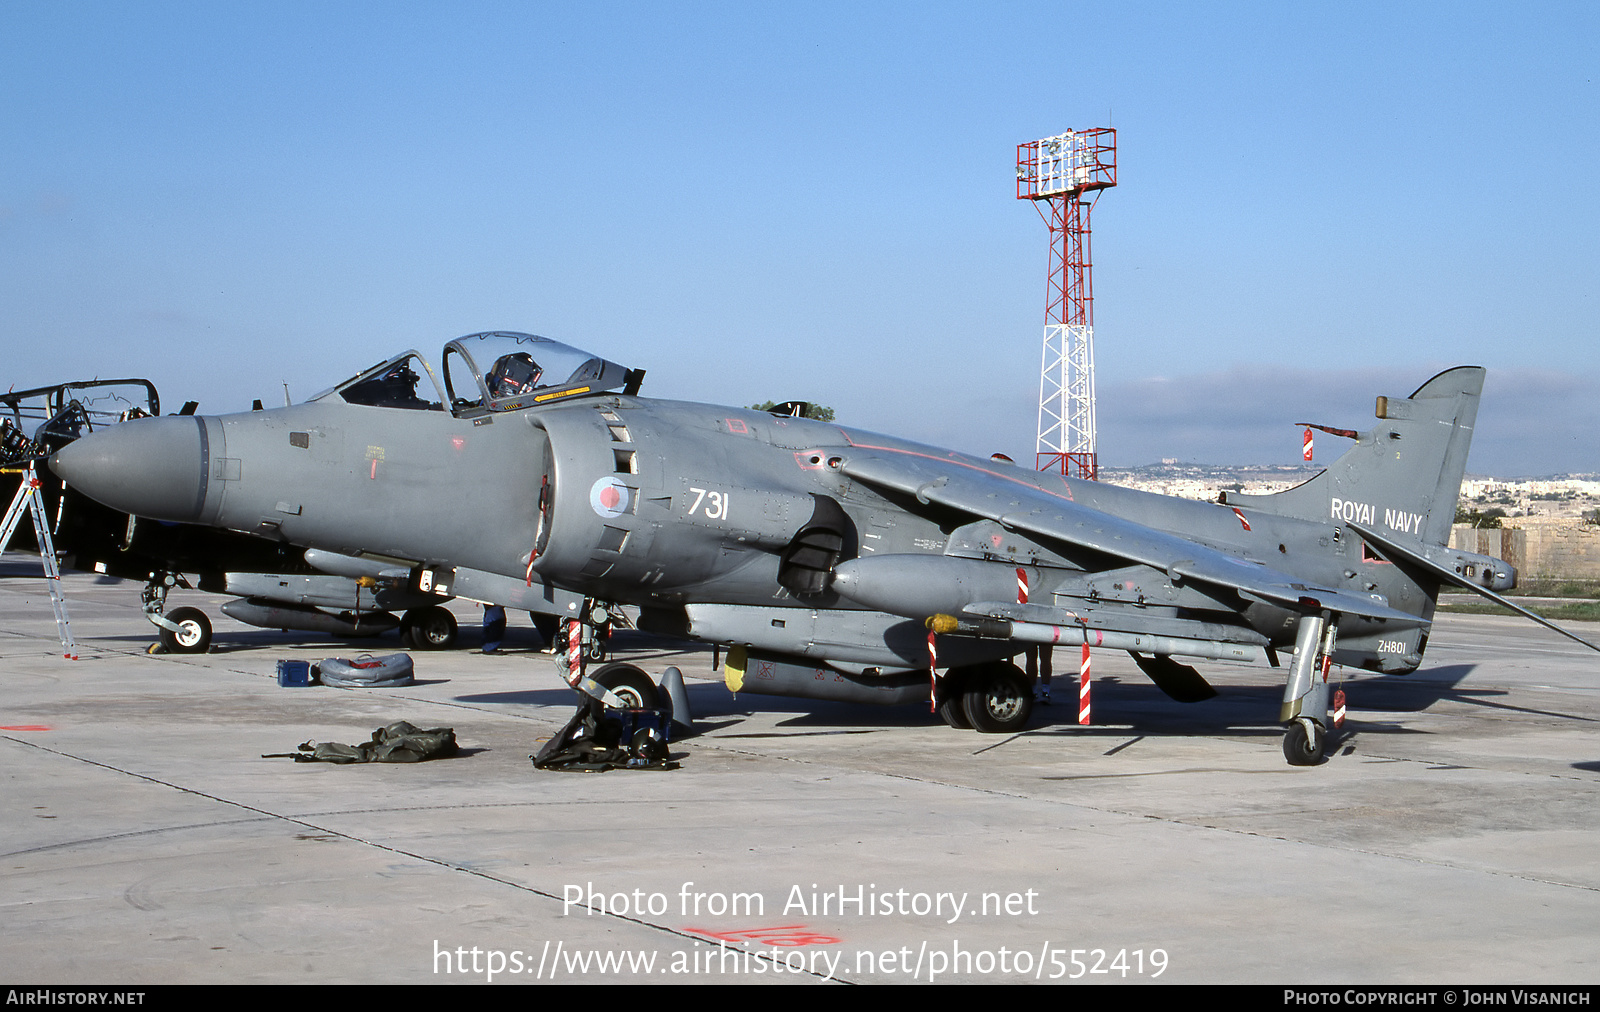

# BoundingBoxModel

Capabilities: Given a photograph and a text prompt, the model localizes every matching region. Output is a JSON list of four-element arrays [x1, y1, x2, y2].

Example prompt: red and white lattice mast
[[1016, 128, 1116, 479]]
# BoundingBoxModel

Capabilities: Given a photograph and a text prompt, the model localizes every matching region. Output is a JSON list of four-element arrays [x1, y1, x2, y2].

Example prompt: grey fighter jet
[[50, 331, 1574, 764]]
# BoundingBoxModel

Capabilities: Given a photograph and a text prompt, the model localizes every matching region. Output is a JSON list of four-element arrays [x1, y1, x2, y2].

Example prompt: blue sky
[[3, 1, 1596, 475]]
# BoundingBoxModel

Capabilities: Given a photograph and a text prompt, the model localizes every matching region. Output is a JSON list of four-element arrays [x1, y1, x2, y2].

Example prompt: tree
[[1455, 505, 1504, 529], [1475, 509, 1505, 529]]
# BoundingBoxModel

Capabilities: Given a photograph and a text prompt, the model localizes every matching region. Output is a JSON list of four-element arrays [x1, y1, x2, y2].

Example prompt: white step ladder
[[0, 462, 78, 659]]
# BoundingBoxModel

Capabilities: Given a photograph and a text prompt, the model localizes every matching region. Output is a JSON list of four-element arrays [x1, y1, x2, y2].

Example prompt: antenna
[[1016, 127, 1117, 479]]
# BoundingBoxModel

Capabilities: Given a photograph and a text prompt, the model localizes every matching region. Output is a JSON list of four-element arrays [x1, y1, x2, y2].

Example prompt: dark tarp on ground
[[267, 720, 457, 763]]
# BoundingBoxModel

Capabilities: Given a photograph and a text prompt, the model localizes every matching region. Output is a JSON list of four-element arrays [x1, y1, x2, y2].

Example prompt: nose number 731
[[688, 487, 729, 521]]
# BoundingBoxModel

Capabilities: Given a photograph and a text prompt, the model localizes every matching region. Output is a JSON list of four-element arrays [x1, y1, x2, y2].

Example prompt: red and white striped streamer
[[565, 619, 583, 686], [1078, 644, 1092, 725]]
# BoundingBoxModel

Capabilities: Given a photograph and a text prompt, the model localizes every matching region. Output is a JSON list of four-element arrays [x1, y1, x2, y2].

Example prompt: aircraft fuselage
[[64, 390, 1437, 674]]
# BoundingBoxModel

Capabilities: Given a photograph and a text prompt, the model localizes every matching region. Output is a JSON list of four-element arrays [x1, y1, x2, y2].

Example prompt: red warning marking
[[1, 725, 53, 731], [725, 418, 749, 434], [1016, 568, 1029, 604], [1078, 644, 1092, 725], [1332, 688, 1347, 729], [1303, 427, 1314, 462], [564, 620, 583, 686]]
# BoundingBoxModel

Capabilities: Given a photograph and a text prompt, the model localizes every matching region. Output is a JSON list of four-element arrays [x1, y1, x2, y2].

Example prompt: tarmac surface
[[4, 557, 1600, 985]]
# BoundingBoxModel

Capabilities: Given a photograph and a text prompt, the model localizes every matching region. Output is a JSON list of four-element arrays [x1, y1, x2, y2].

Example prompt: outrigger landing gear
[[1279, 612, 1339, 766]]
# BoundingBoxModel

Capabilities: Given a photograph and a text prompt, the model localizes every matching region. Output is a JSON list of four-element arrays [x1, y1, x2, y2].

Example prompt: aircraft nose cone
[[50, 416, 210, 523]]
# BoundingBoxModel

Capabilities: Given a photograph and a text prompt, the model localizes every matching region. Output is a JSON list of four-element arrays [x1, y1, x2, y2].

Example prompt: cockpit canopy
[[442, 332, 634, 414], [316, 332, 638, 417]]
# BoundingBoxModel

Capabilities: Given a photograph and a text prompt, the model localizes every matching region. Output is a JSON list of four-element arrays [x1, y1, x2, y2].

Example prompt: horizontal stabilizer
[[1351, 522, 1600, 654]]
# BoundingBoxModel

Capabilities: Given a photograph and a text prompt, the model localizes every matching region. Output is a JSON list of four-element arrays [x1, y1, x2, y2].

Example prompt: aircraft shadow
[[452, 682, 939, 731], [1016, 664, 1483, 744], [453, 658, 1600, 750]]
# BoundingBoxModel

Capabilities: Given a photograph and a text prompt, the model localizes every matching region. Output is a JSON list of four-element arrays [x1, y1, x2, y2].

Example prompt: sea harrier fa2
[[50, 332, 1590, 765]]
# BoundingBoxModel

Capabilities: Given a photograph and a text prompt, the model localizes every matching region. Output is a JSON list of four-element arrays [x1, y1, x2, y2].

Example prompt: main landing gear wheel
[[402, 607, 457, 650], [962, 662, 1032, 734], [936, 672, 972, 729], [1282, 719, 1327, 766], [159, 607, 212, 654], [591, 662, 660, 709]]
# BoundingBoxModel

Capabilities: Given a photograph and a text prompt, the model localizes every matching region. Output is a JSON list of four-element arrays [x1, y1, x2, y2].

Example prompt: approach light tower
[[1017, 127, 1116, 479]]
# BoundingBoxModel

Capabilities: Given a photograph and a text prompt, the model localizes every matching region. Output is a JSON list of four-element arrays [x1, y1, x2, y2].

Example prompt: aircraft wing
[[839, 447, 1424, 626]]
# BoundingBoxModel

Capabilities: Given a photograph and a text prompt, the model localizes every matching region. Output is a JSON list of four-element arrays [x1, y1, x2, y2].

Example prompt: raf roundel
[[589, 476, 631, 518]]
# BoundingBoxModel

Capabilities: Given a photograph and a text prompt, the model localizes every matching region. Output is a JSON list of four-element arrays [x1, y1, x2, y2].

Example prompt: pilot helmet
[[489, 353, 543, 398]]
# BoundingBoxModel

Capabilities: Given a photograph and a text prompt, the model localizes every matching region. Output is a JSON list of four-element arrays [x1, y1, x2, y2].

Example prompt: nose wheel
[[158, 606, 213, 654]]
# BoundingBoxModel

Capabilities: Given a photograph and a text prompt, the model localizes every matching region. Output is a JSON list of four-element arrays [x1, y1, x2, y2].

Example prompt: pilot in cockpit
[[487, 352, 543, 399]]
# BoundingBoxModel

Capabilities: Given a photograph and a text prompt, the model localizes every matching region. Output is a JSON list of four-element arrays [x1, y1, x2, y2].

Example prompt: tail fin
[[1223, 366, 1484, 547]]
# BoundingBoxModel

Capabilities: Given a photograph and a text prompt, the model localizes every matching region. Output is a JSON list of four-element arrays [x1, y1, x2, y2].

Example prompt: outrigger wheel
[[1283, 718, 1327, 766], [1280, 612, 1334, 766]]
